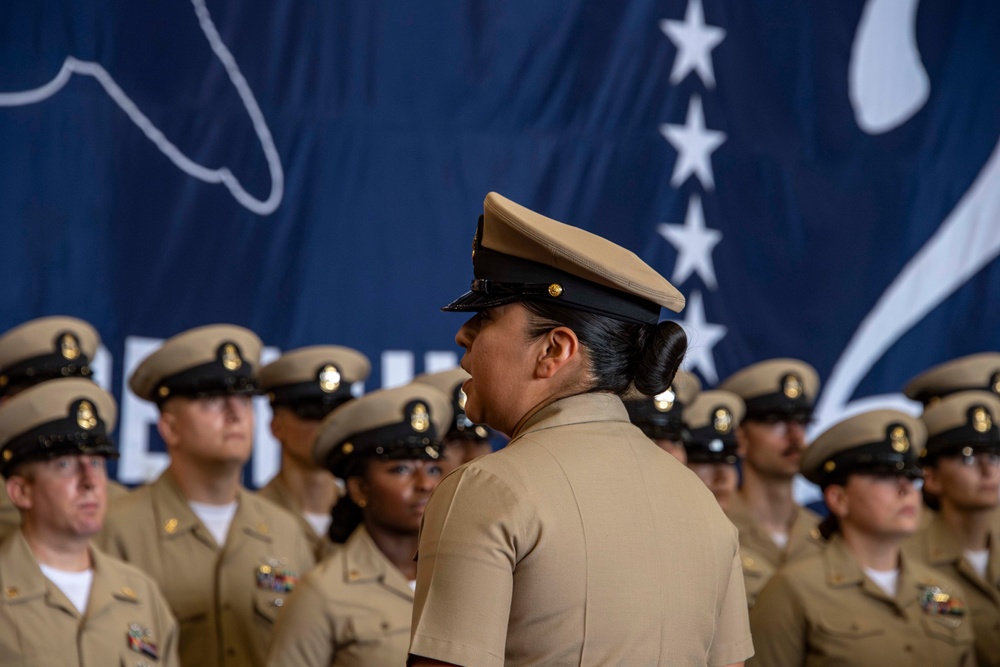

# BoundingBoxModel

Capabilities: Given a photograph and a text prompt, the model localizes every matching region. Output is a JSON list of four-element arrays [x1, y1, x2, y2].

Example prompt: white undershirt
[[408, 580, 417, 592], [864, 567, 899, 597], [189, 500, 239, 546], [39, 564, 93, 614], [304, 511, 332, 538], [964, 549, 990, 579], [769, 531, 789, 549]]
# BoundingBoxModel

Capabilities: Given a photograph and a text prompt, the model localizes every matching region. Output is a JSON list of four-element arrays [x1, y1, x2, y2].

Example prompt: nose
[[787, 421, 806, 447], [223, 395, 250, 421], [455, 314, 478, 351], [414, 465, 437, 492]]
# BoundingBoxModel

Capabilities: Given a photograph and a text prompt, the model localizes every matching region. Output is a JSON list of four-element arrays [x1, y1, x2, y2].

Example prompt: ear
[[346, 476, 369, 508], [824, 484, 849, 520], [922, 466, 942, 496], [734, 425, 749, 458], [157, 410, 181, 451], [6, 474, 32, 512], [534, 326, 580, 380], [269, 410, 285, 442]]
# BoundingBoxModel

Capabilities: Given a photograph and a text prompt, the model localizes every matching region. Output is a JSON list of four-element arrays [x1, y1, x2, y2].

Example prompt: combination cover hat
[[442, 192, 686, 323], [0, 378, 118, 477], [314, 383, 453, 479], [920, 391, 1000, 462], [684, 390, 745, 465], [412, 367, 493, 441], [903, 353, 1000, 406], [801, 409, 925, 488], [0, 316, 100, 398], [259, 345, 371, 419], [129, 324, 262, 403], [718, 358, 819, 421], [623, 370, 701, 441]]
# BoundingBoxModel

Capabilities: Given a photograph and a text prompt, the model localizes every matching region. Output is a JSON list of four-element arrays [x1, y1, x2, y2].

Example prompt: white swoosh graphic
[[0, 0, 283, 215]]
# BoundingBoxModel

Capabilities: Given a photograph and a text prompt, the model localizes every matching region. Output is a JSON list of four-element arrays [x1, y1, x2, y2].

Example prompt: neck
[[840, 524, 902, 571], [940, 502, 996, 552], [169, 461, 241, 504], [739, 469, 798, 534], [364, 521, 420, 581], [277, 455, 340, 514], [21, 525, 92, 572]]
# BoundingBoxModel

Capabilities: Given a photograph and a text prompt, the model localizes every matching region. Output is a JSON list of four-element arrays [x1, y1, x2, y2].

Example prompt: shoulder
[[92, 549, 172, 608], [102, 483, 158, 531]]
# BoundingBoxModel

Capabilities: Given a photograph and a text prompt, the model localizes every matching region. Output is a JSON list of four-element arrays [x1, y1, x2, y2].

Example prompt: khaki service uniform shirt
[[0, 530, 179, 667], [258, 473, 335, 561], [267, 525, 413, 667], [904, 512, 1000, 666], [98, 470, 315, 667], [725, 492, 824, 608], [748, 533, 976, 667], [410, 393, 754, 667]]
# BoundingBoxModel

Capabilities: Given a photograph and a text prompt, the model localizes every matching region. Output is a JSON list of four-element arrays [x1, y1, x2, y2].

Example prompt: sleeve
[[265, 571, 335, 667], [707, 550, 755, 666], [746, 570, 808, 667], [408, 465, 534, 667]]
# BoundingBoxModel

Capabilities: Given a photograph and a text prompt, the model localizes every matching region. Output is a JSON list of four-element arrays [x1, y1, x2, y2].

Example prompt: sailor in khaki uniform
[[0, 379, 178, 667], [258, 345, 371, 560], [267, 382, 451, 667], [904, 391, 1000, 666], [98, 324, 314, 667], [719, 359, 824, 607], [749, 409, 976, 667], [408, 193, 752, 667], [412, 367, 496, 474], [624, 369, 701, 465], [684, 390, 745, 511], [0, 316, 129, 540]]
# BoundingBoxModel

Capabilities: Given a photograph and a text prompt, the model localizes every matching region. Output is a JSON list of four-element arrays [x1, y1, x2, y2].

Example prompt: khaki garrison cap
[[129, 324, 261, 404], [802, 410, 924, 488], [314, 383, 453, 479], [0, 378, 118, 477], [259, 346, 371, 419], [0, 316, 99, 398], [920, 391, 1000, 462], [624, 370, 701, 441], [412, 367, 494, 442], [903, 353, 1000, 406], [719, 358, 819, 421], [684, 391, 745, 465], [442, 192, 685, 323]]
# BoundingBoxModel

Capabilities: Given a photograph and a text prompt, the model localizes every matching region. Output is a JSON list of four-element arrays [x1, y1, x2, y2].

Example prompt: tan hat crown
[[718, 358, 819, 420], [0, 378, 119, 476], [129, 324, 262, 403], [442, 192, 685, 323], [260, 345, 371, 418], [802, 409, 925, 487], [903, 353, 1000, 406], [314, 382, 453, 478], [0, 316, 100, 397], [920, 391, 1000, 461], [684, 390, 745, 464]]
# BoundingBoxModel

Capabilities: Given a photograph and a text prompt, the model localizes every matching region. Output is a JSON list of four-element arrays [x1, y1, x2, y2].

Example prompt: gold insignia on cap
[[60, 333, 80, 360], [77, 401, 98, 430], [714, 408, 733, 434], [458, 388, 468, 410], [158, 386, 170, 398], [425, 445, 439, 459], [890, 426, 910, 453], [824, 460, 837, 472], [0, 375, 7, 388], [342, 442, 354, 455], [2, 451, 11, 462], [411, 403, 430, 433], [962, 446, 974, 457], [222, 343, 242, 371], [783, 374, 803, 399], [972, 407, 992, 433], [654, 388, 676, 412], [548, 284, 564, 297], [319, 365, 341, 393]]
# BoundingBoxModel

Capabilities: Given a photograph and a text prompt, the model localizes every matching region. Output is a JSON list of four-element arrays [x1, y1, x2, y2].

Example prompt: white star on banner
[[660, 0, 726, 88], [659, 95, 726, 190], [657, 193, 722, 289], [678, 289, 727, 384]]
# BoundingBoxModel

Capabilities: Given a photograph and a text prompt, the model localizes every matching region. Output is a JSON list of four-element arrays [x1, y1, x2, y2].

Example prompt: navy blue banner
[[1, 0, 997, 494]]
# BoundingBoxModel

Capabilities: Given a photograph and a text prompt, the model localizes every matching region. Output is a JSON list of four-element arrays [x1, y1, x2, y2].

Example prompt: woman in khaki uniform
[[266, 382, 451, 667], [905, 391, 1000, 666], [749, 409, 976, 667], [408, 193, 752, 667]]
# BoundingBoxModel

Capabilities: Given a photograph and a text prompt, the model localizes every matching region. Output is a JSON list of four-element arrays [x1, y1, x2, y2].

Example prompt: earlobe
[[922, 467, 941, 496], [346, 477, 368, 508], [824, 486, 849, 519], [6, 477, 30, 511], [157, 413, 178, 450]]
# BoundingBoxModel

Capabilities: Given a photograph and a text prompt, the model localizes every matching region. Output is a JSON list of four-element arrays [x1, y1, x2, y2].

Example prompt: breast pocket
[[349, 616, 410, 645], [814, 616, 886, 659], [252, 588, 288, 627], [921, 614, 971, 646]]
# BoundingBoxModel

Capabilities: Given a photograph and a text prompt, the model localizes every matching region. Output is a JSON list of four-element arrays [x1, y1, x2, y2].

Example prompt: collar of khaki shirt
[[923, 510, 1000, 592], [341, 525, 414, 602], [824, 532, 933, 611], [512, 392, 628, 441]]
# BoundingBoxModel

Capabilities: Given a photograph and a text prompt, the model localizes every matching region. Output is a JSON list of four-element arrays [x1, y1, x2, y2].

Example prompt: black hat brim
[[441, 290, 522, 313]]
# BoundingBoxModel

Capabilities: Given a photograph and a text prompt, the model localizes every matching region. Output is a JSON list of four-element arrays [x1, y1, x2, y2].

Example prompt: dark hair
[[521, 300, 687, 396], [328, 492, 364, 544], [818, 513, 839, 540]]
